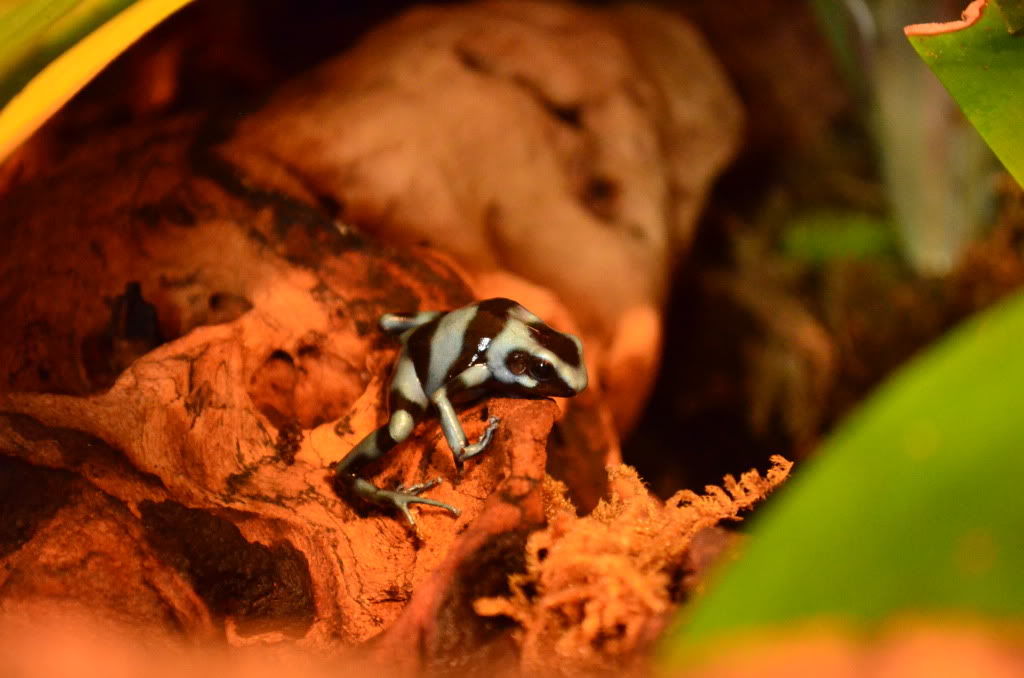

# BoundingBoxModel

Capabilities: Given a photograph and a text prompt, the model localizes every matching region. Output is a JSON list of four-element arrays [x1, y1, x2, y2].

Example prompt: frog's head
[[488, 308, 588, 398]]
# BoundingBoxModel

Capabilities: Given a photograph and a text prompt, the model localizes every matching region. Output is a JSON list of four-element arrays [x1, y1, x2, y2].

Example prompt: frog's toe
[[384, 487, 460, 526], [397, 476, 444, 495], [457, 416, 501, 464]]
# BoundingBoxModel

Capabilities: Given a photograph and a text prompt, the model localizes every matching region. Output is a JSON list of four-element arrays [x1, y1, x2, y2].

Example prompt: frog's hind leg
[[331, 354, 458, 525]]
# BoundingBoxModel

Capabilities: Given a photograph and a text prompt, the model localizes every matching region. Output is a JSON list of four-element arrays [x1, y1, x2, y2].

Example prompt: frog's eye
[[529, 359, 555, 381], [506, 350, 530, 376]]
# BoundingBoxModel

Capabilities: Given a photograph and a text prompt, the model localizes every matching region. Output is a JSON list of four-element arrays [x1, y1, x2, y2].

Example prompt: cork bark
[[0, 1, 741, 673]]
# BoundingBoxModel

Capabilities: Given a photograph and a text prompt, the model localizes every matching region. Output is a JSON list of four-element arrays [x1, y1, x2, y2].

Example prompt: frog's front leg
[[431, 364, 502, 467]]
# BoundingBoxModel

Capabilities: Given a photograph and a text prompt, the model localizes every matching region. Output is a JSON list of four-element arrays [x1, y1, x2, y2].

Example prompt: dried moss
[[475, 456, 793, 676]]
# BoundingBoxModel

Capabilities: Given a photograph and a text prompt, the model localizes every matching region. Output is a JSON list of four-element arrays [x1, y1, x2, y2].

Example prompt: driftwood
[[0, 117, 564, 650], [236, 0, 743, 431], [0, 1, 742, 674]]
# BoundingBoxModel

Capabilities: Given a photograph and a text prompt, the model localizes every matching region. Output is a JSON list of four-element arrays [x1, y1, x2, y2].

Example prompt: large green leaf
[[0, 0, 194, 163], [659, 287, 1024, 668], [992, 0, 1024, 34], [906, 0, 1024, 187]]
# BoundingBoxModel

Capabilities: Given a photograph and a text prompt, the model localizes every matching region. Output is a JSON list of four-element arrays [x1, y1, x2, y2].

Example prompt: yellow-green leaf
[[0, 0, 194, 163]]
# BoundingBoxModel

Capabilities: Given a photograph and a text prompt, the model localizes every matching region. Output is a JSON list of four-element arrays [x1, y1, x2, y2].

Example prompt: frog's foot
[[387, 478, 461, 526], [347, 475, 460, 526], [456, 416, 501, 467]]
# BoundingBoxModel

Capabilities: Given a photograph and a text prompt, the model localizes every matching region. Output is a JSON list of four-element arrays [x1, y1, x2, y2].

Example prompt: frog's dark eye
[[506, 350, 530, 376], [530, 359, 555, 381]]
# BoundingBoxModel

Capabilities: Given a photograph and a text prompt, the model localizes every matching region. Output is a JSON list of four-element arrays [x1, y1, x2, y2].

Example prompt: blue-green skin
[[332, 298, 588, 525]]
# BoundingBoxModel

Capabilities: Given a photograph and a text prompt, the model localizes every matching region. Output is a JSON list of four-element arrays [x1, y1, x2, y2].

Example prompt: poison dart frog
[[332, 297, 588, 525]]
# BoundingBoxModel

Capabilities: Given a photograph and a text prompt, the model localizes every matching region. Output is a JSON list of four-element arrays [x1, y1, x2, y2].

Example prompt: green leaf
[[906, 0, 1024, 188], [659, 287, 1024, 669], [992, 0, 1024, 33], [780, 210, 899, 264], [0, 0, 195, 163], [809, 0, 869, 99], [0, 0, 131, 109], [810, 0, 1000, 275], [875, 0, 999, 276]]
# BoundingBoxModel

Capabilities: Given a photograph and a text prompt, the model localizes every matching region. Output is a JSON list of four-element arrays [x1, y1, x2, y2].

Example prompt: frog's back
[[403, 299, 529, 395]]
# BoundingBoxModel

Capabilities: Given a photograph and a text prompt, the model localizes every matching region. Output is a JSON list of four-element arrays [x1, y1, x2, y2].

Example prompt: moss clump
[[475, 457, 793, 676]]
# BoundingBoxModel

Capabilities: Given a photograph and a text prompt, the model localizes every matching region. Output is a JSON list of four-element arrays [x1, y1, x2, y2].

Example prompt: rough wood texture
[[0, 118, 560, 655], [0, 1, 742, 671], [236, 0, 743, 431]]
